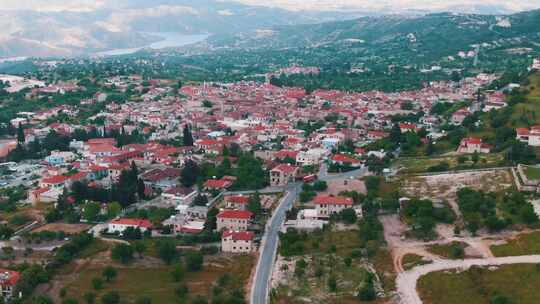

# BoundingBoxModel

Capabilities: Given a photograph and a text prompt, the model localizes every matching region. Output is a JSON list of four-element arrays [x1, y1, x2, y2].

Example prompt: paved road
[[251, 183, 301, 304], [396, 255, 540, 304], [250, 165, 368, 304]]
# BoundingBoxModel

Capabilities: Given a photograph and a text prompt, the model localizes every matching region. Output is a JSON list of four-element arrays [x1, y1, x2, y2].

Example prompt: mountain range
[[0, 0, 366, 58]]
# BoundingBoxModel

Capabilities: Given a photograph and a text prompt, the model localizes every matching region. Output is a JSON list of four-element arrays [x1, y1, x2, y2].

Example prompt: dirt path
[[396, 255, 540, 304]]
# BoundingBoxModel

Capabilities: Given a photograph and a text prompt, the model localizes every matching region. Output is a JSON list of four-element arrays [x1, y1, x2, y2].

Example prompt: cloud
[[232, 0, 540, 13], [218, 9, 235, 16], [0, 0, 108, 12], [96, 5, 199, 32]]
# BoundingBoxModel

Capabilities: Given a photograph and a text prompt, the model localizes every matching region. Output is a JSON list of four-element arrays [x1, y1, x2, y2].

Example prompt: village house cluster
[[0, 68, 504, 267]]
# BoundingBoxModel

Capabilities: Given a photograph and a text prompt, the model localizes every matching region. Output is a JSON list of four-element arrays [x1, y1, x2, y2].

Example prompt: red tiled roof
[[204, 179, 233, 189], [0, 269, 20, 286], [332, 154, 361, 164], [271, 164, 298, 174], [89, 144, 120, 154], [42, 175, 70, 184], [274, 150, 298, 159], [461, 137, 482, 145], [225, 195, 249, 204], [516, 128, 530, 136], [164, 186, 195, 196], [217, 210, 253, 219], [222, 230, 254, 241], [313, 195, 353, 206], [88, 138, 116, 145], [69, 172, 88, 181]]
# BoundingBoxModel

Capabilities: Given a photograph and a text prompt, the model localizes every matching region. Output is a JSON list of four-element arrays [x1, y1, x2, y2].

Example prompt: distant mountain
[[205, 9, 540, 61], [0, 0, 365, 58]]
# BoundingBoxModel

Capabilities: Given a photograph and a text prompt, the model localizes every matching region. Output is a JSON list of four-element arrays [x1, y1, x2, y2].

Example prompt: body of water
[[96, 32, 209, 56]]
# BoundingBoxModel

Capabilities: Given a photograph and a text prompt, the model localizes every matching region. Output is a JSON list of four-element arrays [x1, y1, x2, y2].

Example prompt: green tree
[[186, 251, 204, 272], [175, 283, 189, 299], [340, 208, 358, 224], [83, 202, 101, 222], [17, 123, 25, 144], [183, 124, 193, 146], [328, 275, 337, 292], [137, 179, 146, 200], [111, 244, 134, 264], [134, 241, 146, 258], [92, 277, 103, 290], [100, 291, 120, 304], [171, 263, 185, 282], [102, 266, 117, 282], [135, 296, 152, 304], [107, 202, 121, 218], [83, 292, 96, 304], [157, 239, 177, 264], [247, 192, 262, 218], [181, 160, 199, 187]]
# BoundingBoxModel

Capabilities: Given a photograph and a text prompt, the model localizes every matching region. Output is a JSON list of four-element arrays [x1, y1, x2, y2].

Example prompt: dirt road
[[396, 255, 540, 304]]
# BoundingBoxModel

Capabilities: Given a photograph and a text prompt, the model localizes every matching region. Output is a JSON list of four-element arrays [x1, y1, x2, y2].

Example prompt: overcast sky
[[235, 0, 540, 12], [0, 0, 539, 12]]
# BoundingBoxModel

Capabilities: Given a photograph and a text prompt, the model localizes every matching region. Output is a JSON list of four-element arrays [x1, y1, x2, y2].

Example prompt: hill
[[0, 0, 363, 58]]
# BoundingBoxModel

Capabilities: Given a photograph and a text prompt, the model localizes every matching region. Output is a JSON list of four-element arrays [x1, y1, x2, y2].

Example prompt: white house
[[0, 269, 20, 300], [296, 148, 328, 166], [161, 186, 197, 206], [516, 126, 540, 147], [313, 195, 353, 218], [216, 210, 253, 231], [108, 218, 152, 235], [285, 209, 327, 231], [456, 137, 491, 154], [221, 230, 254, 253]]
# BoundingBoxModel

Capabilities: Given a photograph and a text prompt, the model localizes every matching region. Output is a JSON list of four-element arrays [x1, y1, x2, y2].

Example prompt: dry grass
[[32, 223, 92, 234], [418, 264, 540, 304]]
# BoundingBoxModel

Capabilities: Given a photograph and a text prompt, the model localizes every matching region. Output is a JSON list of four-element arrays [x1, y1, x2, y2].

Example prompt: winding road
[[396, 255, 540, 304]]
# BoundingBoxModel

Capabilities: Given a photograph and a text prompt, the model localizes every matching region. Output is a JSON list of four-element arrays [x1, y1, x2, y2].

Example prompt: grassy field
[[418, 264, 540, 304], [509, 73, 540, 127], [272, 229, 395, 303], [427, 242, 467, 259], [63, 254, 254, 303], [523, 165, 540, 180], [402, 254, 431, 271], [491, 231, 540, 257], [395, 153, 504, 174]]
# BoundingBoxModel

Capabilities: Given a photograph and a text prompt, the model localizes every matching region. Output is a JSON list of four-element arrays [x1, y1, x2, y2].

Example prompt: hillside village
[[0, 52, 540, 304]]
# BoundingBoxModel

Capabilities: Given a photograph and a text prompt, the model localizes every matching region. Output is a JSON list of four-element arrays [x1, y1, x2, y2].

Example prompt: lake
[[96, 32, 209, 56]]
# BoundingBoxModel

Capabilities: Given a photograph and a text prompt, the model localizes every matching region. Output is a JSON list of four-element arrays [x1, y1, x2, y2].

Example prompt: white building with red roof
[[399, 122, 417, 133], [331, 154, 362, 167], [457, 137, 491, 154], [161, 186, 197, 206], [313, 195, 353, 218], [108, 218, 153, 235], [0, 269, 20, 300], [204, 178, 234, 191], [40, 175, 71, 189], [269, 164, 298, 187], [224, 195, 250, 210], [516, 126, 540, 146], [216, 210, 253, 231], [221, 230, 254, 253], [532, 58, 540, 70]]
